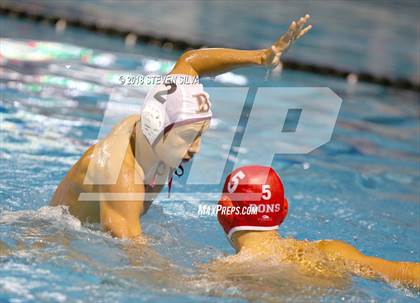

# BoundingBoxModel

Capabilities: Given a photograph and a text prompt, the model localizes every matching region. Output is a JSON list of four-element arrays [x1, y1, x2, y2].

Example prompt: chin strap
[[149, 160, 165, 188], [168, 164, 184, 198]]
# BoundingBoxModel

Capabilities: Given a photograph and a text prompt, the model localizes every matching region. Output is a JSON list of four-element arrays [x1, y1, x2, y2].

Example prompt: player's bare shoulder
[[50, 115, 141, 206]]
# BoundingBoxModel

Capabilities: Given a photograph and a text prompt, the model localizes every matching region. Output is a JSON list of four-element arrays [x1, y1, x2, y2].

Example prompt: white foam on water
[[0, 269, 66, 302], [154, 194, 220, 220], [0, 206, 82, 231], [0, 206, 125, 246], [0, 277, 38, 301], [2, 262, 55, 279], [38, 292, 67, 303]]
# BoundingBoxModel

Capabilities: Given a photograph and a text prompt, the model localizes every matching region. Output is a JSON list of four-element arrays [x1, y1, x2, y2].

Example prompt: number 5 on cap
[[227, 170, 245, 193]]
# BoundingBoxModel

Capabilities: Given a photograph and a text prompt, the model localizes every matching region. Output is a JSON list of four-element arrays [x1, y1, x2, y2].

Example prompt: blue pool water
[[4, 0, 420, 83], [1, 13, 419, 303]]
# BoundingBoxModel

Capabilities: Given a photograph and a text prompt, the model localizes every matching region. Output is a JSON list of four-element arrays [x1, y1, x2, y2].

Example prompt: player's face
[[154, 120, 209, 168]]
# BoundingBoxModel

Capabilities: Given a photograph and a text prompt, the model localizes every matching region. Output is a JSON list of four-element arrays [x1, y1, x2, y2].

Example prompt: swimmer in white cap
[[50, 15, 312, 239]]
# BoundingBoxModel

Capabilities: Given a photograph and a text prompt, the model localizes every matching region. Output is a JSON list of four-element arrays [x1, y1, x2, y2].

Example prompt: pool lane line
[[1, 4, 419, 92]]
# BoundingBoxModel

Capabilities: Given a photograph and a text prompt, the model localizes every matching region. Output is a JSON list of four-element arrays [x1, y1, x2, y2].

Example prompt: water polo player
[[214, 165, 420, 288], [50, 15, 312, 239]]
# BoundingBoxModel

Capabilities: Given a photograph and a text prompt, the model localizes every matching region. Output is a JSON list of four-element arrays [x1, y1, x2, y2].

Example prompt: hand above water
[[263, 14, 312, 67]]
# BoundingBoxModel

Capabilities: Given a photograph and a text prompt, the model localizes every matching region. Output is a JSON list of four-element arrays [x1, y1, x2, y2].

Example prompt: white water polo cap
[[141, 75, 212, 146]]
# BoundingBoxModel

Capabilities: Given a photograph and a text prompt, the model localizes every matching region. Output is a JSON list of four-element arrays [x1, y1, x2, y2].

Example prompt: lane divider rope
[[1, 5, 418, 91]]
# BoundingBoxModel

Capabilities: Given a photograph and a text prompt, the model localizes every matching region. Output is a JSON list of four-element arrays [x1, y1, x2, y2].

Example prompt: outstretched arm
[[170, 15, 312, 77], [317, 240, 420, 289]]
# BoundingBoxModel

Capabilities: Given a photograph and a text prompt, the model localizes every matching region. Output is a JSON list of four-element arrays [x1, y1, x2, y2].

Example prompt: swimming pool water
[[3, 0, 419, 83], [0, 16, 419, 303]]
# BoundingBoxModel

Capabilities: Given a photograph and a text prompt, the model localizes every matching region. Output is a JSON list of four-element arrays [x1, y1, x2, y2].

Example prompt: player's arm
[[100, 198, 142, 239], [98, 174, 145, 239], [97, 142, 145, 239], [170, 15, 312, 77], [317, 240, 420, 288]]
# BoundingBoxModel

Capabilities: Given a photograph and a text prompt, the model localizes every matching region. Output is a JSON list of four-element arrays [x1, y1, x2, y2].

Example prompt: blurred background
[[1, 0, 419, 84]]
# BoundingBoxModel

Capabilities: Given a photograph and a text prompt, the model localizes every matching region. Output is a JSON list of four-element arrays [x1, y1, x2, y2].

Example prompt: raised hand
[[263, 14, 312, 67]]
